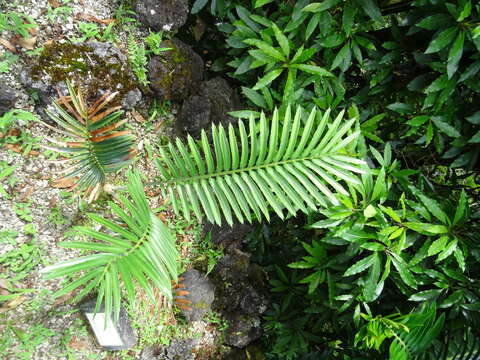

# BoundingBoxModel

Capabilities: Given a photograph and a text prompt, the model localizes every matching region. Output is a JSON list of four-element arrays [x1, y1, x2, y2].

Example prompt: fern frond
[[157, 106, 366, 226], [41, 81, 136, 201], [40, 171, 178, 326]]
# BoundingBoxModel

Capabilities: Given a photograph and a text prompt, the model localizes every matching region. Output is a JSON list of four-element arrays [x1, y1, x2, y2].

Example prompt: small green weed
[[0, 110, 40, 155], [1, 324, 55, 360], [145, 30, 171, 55], [193, 232, 224, 276], [59, 190, 77, 205], [45, 0, 73, 22], [127, 30, 171, 87], [22, 223, 36, 236], [114, 3, 138, 26], [47, 205, 68, 228], [204, 310, 228, 332], [0, 229, 18, 244], [0, 12, 36, 38], [0, 239, 42, 281], [120, 300, 191, 359], [0, 162, 17, 199], [0, 52, 19, 73], [0, 110, 37, 135], [149, 98, 172, 120], [71, 22, 116, 43], [13, 202, 33, 222]]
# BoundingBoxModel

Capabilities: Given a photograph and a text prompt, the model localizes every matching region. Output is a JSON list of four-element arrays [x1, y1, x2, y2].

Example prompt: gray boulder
[[177, 269, 215, 322], [134, 0, 189, 32], [147, 38, 204, 102]]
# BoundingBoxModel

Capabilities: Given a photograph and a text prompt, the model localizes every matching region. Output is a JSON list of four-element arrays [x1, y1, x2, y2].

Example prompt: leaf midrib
[[99, 220, 150, 280], [166, 152, 331, 185]]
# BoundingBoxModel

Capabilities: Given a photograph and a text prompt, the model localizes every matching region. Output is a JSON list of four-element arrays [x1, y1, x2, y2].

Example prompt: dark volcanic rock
[[213, 249, 268, 316], [203, 223, 252, 252], [134, 0, 188, 32], [211, 235, 268, 349], [224, 313, 262, 348], [177, 77, 241, 139], [178, 269, 215, 322], [223, 345, 265, 359], [0, 80, 16, 115], [19, 41, 141, 112], [147, 38, 204, 102]]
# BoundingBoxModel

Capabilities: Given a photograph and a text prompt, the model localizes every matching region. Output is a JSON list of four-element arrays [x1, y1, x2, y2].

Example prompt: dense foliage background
[[189, 0, 480, 358]]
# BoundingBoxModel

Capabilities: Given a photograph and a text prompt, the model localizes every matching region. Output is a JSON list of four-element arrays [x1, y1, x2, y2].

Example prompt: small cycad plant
[[40, 83, 366, 322], [40, 81, 136, 201]]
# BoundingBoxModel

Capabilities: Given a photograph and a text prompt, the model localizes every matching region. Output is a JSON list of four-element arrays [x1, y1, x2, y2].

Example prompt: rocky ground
[[0, 0, 267, 359]]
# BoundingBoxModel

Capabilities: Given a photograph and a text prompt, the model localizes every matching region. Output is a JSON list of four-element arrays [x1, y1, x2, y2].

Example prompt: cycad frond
[[389, 302, 445, 360], [157, 106, 366, 226], [41, 81, 136, 201], [41, 171, 178, 325]]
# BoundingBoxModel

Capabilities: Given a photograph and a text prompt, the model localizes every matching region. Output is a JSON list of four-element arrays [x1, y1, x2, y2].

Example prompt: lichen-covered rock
[[147, 38, 204, 102], [134, 0, 189, 32], [177, 269, 216, 322], [19, 41, 141, 111], [177, 77, 241, 139], [0, 80, 17, 115]]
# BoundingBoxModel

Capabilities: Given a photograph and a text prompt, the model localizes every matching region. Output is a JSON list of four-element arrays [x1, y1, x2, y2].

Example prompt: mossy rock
[[147, 38, 204, 102], [20, 41, 141, 109]]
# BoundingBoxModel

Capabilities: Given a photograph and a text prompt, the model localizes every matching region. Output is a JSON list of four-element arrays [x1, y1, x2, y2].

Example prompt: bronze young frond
[[156, 105, 367, 226], [41, 81, 136, 201]]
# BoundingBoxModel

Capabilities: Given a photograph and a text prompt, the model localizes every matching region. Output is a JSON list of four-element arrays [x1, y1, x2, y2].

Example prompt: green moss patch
[[31, 42, 137, 105]]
